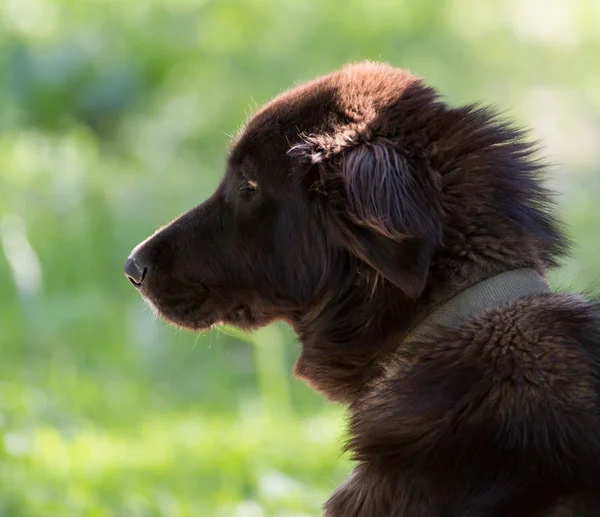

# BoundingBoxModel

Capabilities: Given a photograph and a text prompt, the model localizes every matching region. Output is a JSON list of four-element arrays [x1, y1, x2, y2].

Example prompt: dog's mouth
[[139, 285, 257, 332]]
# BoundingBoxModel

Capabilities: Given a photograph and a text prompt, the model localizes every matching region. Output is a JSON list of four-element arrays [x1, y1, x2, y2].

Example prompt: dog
[[125, 62, 600, 516]]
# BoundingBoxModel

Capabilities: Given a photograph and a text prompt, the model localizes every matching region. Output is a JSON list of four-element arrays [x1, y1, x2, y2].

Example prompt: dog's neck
[[293, 267, 550, 403], [401, 268, 549, 347]]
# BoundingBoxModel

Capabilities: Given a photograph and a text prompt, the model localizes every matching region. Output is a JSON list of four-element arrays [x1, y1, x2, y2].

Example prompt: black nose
[[124, 256, 148, 288]]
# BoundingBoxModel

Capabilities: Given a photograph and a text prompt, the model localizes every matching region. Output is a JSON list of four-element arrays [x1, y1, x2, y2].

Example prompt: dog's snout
[[124, 255, 148, 288]]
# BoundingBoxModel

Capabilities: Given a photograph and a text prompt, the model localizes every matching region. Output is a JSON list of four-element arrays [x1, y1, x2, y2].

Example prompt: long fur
[[127, 62, 600, 516]]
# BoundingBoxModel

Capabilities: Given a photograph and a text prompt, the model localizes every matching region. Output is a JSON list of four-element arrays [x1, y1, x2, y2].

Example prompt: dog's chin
[[143, 296, 260, 333], [157, 310, 221, 333], [224, 305, 260, 330]]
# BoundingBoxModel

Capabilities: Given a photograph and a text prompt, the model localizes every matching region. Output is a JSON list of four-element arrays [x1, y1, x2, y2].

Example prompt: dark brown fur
[[125, 62, 600, 516]]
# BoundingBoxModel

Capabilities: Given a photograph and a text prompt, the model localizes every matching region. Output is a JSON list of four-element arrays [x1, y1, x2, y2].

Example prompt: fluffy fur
[[126, 62, 600, 516]]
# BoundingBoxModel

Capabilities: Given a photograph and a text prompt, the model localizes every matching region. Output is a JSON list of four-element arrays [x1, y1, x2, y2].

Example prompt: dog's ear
[[330, 141, 442, 299]]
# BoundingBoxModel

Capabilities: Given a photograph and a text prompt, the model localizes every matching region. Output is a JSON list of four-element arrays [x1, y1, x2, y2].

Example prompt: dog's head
[[125, 62, 444, 331], [125, 62, 565, 400]]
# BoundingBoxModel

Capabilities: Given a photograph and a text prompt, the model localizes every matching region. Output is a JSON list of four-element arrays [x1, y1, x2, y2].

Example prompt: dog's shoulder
[[348, 292, 600, 477], [329, 293, 600, 515]]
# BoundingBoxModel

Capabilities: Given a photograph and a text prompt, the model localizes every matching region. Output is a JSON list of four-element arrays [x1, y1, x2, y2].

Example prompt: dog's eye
[[240, 179, 258, 193]]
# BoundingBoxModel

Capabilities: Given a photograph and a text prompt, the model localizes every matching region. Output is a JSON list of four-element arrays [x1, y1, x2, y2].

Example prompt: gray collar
[[402, 268, 550, 346]]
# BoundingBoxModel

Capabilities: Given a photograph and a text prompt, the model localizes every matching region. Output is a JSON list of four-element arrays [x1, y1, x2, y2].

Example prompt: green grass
[[1, 408, 349, 516]]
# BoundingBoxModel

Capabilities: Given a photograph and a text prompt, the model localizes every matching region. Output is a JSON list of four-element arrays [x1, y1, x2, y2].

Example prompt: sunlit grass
[[1, 404, 349, 516]]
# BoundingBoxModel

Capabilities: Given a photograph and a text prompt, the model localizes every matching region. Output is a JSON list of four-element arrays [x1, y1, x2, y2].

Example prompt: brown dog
[[125, 62, 600, 516]]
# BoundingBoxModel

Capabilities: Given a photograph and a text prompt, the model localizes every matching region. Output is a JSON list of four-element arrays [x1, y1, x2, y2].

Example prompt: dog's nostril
[[127, 269, 147, 287], [124, 257, 148, 288], [127, 275, 141, 287]]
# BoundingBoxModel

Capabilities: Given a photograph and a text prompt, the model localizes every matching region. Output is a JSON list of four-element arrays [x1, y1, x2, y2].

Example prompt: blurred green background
[[1, 0, 599, 515]]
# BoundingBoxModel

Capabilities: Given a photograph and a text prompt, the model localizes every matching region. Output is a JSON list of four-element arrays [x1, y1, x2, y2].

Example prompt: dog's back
[[328, 291, 600, 516]]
